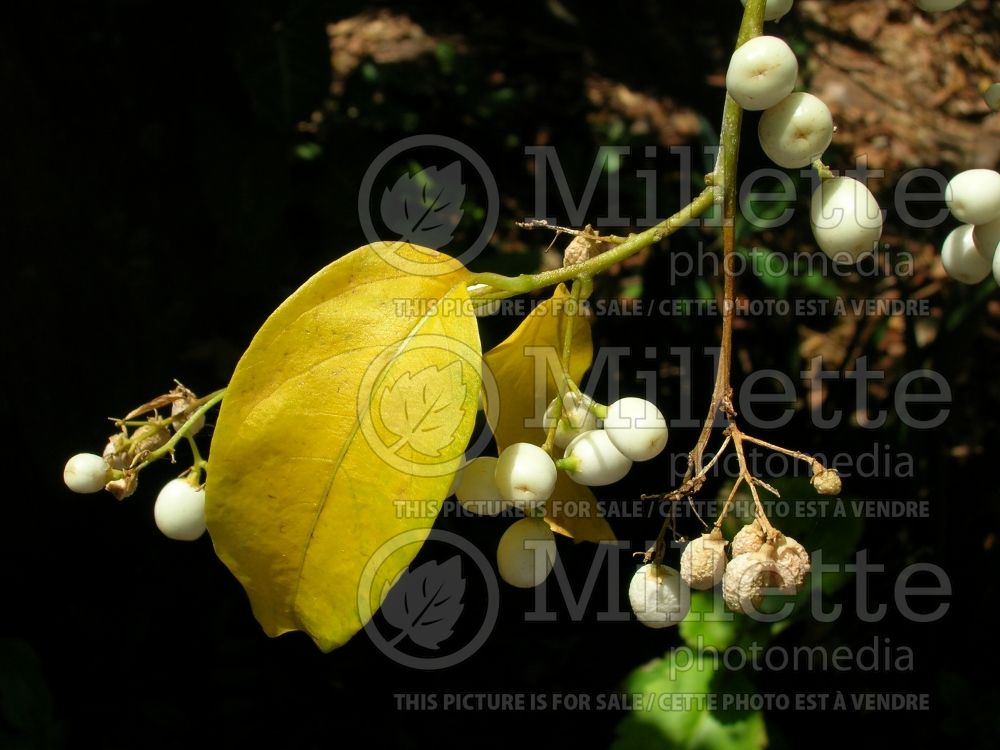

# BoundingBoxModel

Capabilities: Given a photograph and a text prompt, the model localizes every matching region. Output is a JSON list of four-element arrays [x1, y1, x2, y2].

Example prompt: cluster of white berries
[[62, 385, 210, 542], [63, 453, 207, 541], [455, 396, 669, 588], [725, 5, 884, 264], [627, 521, 810, 628], [938, 169, 1000, 286]]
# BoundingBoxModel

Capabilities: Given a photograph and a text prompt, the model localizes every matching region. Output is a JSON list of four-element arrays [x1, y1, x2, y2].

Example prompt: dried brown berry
[[132, 423, 170, 456], [812, 467, 842, 496], [679, 529, 728, 590], [731, 518, 766, 557], [774, 534, 811, 591], [563, 229, 607, 267], [722, 543, 795, 614]]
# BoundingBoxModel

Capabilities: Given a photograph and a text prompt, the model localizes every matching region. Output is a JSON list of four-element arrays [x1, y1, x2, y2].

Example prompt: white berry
[[810, 176, 883, 262], [154, 478, 206, 541], [563, 430, 633, 486], [994, 243, 1000, 286], [758, 92, 833, 169], [725, 35, 798, 111], [741, 0, 794, 22], [494, 443, 557, 512], [945, 170, 1000, 226], [679, 530, 728, 590], [974, 216, 1000, 261], [63, 453, 111, 494], [455, 457, 507, 515], [915, 0, 968, 11], [941, 224, 992, 284], [602, 397, 668, 462], [496, 517, 556, 588], [628, 563, 690, 628]]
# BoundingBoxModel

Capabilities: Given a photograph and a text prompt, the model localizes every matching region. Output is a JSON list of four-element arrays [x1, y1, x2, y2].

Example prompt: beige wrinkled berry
[[132, 423, 170, 455], [105, 471, 138, 500], [563, 229, 607, 267], [680, 529, 728, 590], [722, 544, 794, 614], [774, 534, 810, 590], [171, 395, 206, 435], [102, 433, 130, 470], [812, 467, 842, 496], [731, 518, 766, 557]]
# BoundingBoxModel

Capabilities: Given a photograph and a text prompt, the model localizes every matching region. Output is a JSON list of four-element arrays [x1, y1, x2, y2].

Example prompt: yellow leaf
[[205, 242, 482, 651], [483, 284, 615, 544]]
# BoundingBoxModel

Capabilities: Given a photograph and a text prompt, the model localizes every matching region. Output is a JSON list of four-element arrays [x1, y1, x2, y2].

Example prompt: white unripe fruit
[[496, 517, 556, 588], [973, 216, 1000, 261], [63, 453, 112, 494], [731, 518, 766, 557], [628, 563, 690, 628], [774, 534, 811, 590], [563, 430, 633, 486], [994, 243, 1000, 287], [602, 397, 668, 462], [455, 457, 507, 515], [722, 544, 795, 614], [154, 478, 207, 541], [543, 392, 599, 449], [915, 0, 968, 11], [810, 177, 883, 262], [758, 92, 834, 169], [986, 83, 1000, 113], [941, 224, 992, 284], [741, 0, 794, 22], [494, 443, 557, 512], [725, 35, 798, 111], [679, 530, 728, 590], [945, 170, 1000, 226]]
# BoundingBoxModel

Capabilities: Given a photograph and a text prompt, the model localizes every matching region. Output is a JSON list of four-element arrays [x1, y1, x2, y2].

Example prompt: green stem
[[468, 186, 716, 299], [187, 435, 207, 485], [135, 388, 226, 471]]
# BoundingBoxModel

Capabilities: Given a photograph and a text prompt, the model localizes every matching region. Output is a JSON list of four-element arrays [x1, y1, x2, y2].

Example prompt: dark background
[[2, 1, 998, 747]]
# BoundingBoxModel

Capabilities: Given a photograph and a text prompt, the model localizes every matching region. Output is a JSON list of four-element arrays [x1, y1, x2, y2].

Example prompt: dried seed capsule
[[774, 534, 811, 590], [731, 518, 766, 556], [812, 467, 842, 496], [132, 423, 171, 455], [679, 529, 728, 590], [722, 544, 794, 614]]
